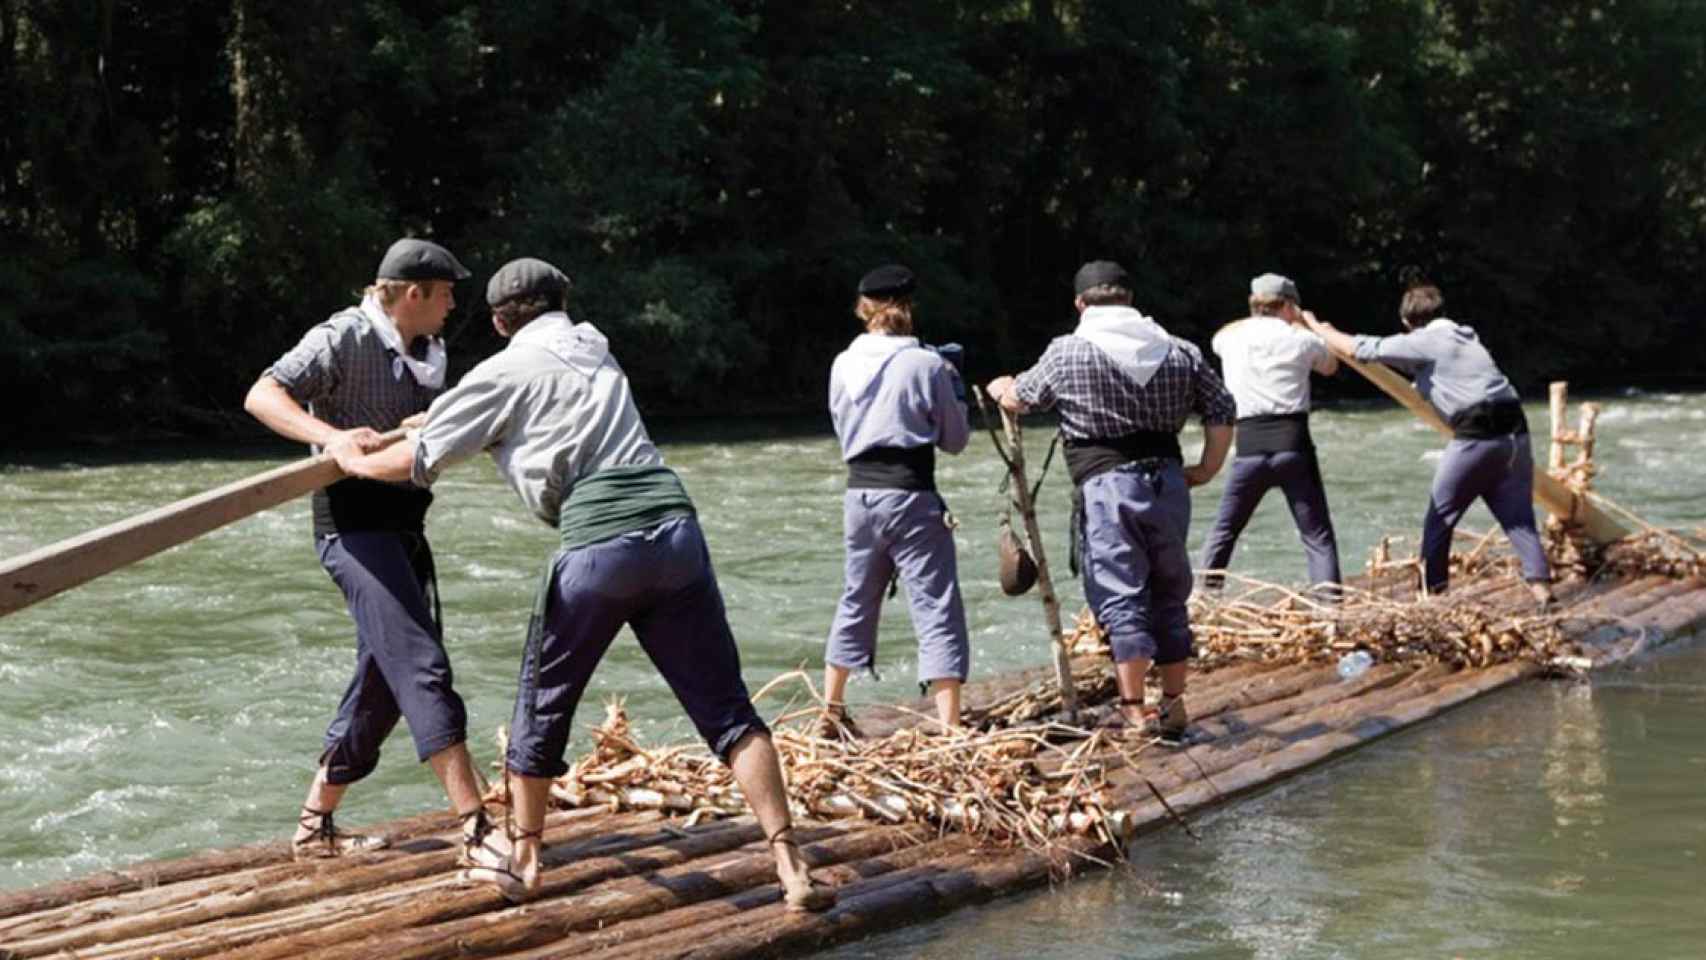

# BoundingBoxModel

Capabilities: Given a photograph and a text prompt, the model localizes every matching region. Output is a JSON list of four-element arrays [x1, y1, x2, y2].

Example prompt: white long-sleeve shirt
[[1212, 316, 1335, 417]]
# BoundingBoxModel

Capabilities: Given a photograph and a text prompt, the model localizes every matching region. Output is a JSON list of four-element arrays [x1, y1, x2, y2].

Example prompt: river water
[[2, 392, 1703, 956]]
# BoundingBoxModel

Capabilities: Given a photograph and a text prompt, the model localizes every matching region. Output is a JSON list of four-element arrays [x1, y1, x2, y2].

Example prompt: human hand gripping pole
[[972, 385, 1079, 722], [0, 427, 411, 618]]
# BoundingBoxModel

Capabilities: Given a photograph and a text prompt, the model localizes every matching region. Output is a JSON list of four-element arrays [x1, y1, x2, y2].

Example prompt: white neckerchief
[[360, 294, 447, 389], [511, 312, 609, 376], [1073, 305, 1173, 387], [836, 332, 920, 397]]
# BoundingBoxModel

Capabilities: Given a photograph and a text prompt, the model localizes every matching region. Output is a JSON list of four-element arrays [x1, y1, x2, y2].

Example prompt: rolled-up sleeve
[[1305, 333, 1337, 374], [1011, 345, 1059, 411], [265, 322, 345, 406], [412, 374, 514, 488], [1192, 351, 1238, 426]]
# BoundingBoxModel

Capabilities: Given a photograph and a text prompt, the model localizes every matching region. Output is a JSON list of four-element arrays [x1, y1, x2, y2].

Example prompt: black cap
[[486, 257, 573, 308], [375, 237, 471, 282], [1073, 260, 1130, 295], [857, 264, 916, 299]]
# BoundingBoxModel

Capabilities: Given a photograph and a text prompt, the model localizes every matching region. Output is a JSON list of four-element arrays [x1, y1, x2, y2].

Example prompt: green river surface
[[2, 391, 1703, 958]]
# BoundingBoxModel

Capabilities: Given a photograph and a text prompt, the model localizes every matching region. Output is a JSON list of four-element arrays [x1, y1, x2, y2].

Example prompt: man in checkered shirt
[[986, 260, 1235, 743], [244, 238, 505, 871]]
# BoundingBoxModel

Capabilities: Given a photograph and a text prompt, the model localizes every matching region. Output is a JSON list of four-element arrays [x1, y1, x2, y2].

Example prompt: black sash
[[1450, 400, 1528, 440], [1063, 431, 1183, 487], [312, 479, 433, 537], [846, 445, 936, 491], [1235, 412, 1313, 455]]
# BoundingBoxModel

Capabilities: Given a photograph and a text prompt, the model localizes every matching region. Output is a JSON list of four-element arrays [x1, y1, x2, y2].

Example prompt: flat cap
[[376, 237, 471, 282], [1073, 260, 1130, 295], [857, 264, 916, 299], [1250, 272, 1302, 305], [486, 257, 573, 308]]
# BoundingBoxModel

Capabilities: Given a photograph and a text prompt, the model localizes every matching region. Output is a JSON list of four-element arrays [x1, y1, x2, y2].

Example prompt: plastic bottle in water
[[1336, 650, 1374, 680]]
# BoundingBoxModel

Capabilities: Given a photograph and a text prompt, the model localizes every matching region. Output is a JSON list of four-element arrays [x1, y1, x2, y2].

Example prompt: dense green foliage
[[3, 1, 1703, 441]]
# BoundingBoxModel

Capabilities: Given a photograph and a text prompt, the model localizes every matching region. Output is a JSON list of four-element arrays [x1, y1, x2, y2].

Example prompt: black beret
[[376, 238, 471, 282], [1073, 260, 1130, 295], [857, 264, 916, 299], [486, 257, 573, 308]]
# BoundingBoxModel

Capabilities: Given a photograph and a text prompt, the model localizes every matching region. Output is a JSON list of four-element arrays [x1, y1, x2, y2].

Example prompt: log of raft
[[4, 563, 1704, 960]]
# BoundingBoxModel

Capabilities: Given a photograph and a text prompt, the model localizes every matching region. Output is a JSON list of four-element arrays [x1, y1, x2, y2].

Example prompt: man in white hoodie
[[985, 260, 1235, 743], [333, 257, 833, 911], [822, 264, 971, 734], [245, 238, 503, 867]]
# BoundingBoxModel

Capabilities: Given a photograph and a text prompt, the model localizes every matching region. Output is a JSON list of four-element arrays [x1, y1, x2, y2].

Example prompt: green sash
[[525, 464, 697, 632]]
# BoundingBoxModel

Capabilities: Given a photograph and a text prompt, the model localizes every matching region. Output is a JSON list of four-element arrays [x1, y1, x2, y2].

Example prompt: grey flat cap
[[486, 257, 572, 307], [1250, 272, 1301, 305], [376, 237, 471, 282]]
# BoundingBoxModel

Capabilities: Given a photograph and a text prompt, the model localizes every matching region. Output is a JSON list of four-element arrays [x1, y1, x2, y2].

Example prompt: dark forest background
[[3, 0, 1703, 444]]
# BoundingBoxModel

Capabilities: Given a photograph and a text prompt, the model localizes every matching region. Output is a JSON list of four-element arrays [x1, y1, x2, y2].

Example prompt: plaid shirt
[[1012, 335, 1236, 439], [266, 308, 441, 452]]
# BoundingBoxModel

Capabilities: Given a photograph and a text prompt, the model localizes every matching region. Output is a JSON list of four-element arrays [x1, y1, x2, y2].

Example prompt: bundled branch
[[523, 680, 1138, 866]]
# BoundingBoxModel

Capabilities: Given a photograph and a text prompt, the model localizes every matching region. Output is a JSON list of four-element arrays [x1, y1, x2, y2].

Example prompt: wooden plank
[[1340, 357, 1628, 545], [0, 430, 405, 618]]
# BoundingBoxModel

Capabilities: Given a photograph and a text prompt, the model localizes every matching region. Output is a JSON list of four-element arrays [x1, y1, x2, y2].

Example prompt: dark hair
[[491, 294, 561, 336], [1400, 284, 1445, 325], [1078, 284, 1133, 307]]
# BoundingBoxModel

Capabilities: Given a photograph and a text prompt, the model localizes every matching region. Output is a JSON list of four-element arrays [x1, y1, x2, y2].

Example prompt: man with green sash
[[330, 258, 833, 910]]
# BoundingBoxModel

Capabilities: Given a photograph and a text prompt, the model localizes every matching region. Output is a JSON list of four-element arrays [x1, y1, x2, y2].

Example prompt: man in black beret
[[244, 237, 507, 871], [985, 260, 1236, 744], [820, 263, 971, 736]]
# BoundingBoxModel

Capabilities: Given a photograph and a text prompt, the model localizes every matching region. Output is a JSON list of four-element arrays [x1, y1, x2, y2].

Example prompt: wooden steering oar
[[1340, 356, 1628, 545], [0, 428, 408, 618]]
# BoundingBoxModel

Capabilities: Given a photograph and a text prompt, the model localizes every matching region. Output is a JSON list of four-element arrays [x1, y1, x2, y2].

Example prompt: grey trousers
[[1423, 434, 1551, 592], [825, 489, 970, 684], [1078, 462, 1194, 665], [1199, 450, 1342, 589]]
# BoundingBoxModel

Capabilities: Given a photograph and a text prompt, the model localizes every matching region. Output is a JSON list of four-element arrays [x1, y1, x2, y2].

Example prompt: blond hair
[[1248, 294, 1292, 317], [855, 296, 914, 336], [363, 279, 433, 310]]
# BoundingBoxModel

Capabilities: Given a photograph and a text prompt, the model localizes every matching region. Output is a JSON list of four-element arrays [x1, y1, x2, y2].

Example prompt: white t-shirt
[[1211, 316, 1335, 417]]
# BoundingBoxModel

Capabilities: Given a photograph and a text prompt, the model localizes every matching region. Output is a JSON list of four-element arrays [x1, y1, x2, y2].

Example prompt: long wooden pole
[[997, 407, 1079, 723], [1338, 357, 1628, 545], [0, 430, 406, 618]]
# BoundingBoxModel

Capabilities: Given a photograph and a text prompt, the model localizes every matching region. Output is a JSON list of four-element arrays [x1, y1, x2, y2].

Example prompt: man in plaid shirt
[[245, 238, 505, 871], [986, 260, 1235, 743]]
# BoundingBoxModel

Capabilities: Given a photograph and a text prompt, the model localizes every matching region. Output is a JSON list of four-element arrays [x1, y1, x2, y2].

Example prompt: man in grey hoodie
[[1305, 283, 1553, 604], [332, 258, 833, 911]]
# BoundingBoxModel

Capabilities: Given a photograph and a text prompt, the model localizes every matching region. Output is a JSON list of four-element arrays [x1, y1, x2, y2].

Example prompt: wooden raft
[[3, 569, 1704, 960]]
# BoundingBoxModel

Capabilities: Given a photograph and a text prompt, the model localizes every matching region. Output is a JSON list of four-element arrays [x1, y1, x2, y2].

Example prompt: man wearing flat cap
[[332, 257, 834, 910], [1198, 273, 1342, 593], [820, 263, 971, 736], [985, 260, 1236, 744], [245, 237, 504, 870]]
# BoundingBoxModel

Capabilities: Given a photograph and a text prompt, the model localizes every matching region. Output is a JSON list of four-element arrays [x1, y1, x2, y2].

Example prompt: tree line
[[2, 0, 1702, 444]]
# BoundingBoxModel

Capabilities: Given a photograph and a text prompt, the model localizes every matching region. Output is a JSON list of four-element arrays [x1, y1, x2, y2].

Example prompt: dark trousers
[[315, 531, 466, 785], [1078, 462, 1195, 665], [1199, 450, 1342, 589], [1423, 435, 1551, 592], [507, 515, 767, 779]]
